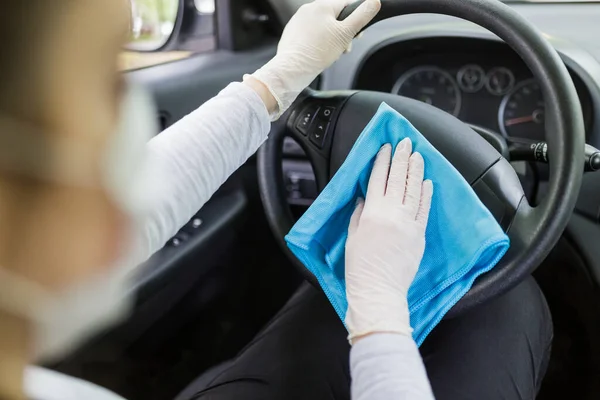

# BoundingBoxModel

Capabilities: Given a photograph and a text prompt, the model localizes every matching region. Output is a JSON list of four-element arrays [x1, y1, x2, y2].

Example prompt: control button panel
[[167, 215, 204, 247], [309, 121, 329, 148], [181, 217, 203, 235], [317, 107, 335, 122], [294, 103, 337, 149], [169, 232, 190, 247], [296, 106, 320, 135]]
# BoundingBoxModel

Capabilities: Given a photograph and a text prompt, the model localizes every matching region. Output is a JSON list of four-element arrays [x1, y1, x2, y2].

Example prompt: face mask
[[0, 84, 158, 361]]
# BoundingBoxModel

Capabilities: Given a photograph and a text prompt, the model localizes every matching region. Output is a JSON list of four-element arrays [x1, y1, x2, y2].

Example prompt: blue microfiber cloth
[[285, 103, 510, 346]]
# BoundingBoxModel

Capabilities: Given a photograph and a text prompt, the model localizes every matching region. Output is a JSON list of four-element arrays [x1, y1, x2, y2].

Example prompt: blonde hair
[[0, 2, 70, 115], [0, 1, 74, 215]]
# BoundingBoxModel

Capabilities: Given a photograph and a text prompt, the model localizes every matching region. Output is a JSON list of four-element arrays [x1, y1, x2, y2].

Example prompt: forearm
[[139, 82, 271, 258], [351, 333, 435, 400]]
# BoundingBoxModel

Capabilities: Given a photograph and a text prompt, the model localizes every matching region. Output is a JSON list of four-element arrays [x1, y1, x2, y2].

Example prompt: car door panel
[[122, 44, 275, 321], [127, 45, 276, 127]]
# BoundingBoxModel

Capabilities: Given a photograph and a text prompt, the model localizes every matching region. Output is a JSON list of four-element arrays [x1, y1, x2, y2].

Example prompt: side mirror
[[126, 0, 181, 51], [127, 0, 179, 51], [125, 0, 216, 53]]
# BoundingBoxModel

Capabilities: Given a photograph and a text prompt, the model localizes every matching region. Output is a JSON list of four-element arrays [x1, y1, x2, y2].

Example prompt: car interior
[[51, 0, 600, 399]]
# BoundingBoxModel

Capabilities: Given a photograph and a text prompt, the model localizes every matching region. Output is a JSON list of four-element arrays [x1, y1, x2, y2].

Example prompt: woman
[[0, 0, 552, 399]]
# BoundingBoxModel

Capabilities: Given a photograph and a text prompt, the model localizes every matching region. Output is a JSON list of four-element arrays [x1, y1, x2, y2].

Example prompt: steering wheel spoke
[[470, 158, 526, 232], [285, 90, 354, 192]]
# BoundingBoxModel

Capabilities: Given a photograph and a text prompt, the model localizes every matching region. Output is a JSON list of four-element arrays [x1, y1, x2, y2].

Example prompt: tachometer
[[499, 80, 545, 141], [392, 66, 462, 116]]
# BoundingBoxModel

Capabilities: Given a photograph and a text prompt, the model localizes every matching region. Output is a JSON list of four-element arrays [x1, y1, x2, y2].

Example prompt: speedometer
[[392, 66, 462, 117], [498, 80, 545, 141]]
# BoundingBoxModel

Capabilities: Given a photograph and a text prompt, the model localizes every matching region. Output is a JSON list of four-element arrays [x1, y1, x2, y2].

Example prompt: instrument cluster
[[353, 38, 593, 143], [393, 64, 544, 141]]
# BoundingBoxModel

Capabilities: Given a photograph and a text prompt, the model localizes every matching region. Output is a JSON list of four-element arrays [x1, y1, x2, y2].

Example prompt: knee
[[457, 275, 553, 348], [424, 276, 553, 399], [510, 276, 554, 349], [493, 276, 553, 391]]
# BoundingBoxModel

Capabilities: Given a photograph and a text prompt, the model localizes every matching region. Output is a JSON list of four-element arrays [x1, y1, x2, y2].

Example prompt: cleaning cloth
[[285, 103, 510, 345]]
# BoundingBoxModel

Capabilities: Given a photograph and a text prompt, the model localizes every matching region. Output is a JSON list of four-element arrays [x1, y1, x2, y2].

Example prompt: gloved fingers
[[348, 198, 365, 237], [404, 152, 425, 216], [386, 138, 412, 199], [340, 0, 382, 34], [416, 180, 434, 227], [367, 144, 392, 200]]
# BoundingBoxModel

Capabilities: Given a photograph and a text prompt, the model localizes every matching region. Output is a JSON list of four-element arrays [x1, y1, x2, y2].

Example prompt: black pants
[[177, 276, 553, 400]]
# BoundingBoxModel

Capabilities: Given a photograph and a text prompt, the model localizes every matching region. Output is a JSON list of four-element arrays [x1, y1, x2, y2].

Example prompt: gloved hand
[[345, 138, 433, 342], [246, 0, 381, 119]]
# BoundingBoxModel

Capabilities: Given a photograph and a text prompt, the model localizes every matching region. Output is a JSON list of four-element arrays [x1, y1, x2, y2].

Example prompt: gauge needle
[[505, 115, 535, 126]]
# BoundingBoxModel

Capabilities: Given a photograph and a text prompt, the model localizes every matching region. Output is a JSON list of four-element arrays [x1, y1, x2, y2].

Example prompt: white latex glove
[[246, 0, 381, 119], [345, 138, 434, 342]]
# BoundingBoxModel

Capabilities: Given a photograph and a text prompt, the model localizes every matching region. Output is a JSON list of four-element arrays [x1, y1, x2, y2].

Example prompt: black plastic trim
[[132, 190, 248, 301]]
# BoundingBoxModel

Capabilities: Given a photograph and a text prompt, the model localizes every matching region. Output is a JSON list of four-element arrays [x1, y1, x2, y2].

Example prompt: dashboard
[[354, 38, 594, 143]]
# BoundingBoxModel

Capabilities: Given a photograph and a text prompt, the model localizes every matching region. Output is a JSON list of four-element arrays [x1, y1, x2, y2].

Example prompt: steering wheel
[[257, 0, 585, 318]]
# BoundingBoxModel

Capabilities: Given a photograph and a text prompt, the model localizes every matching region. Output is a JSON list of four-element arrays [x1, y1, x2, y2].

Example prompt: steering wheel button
[[309, 121, 329, 148], [296, 106, 320, 135], [318, 106, 336, 122]]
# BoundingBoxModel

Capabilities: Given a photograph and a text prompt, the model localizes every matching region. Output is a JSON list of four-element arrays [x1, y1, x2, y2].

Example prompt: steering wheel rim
[[258, 0, 585, 318]]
